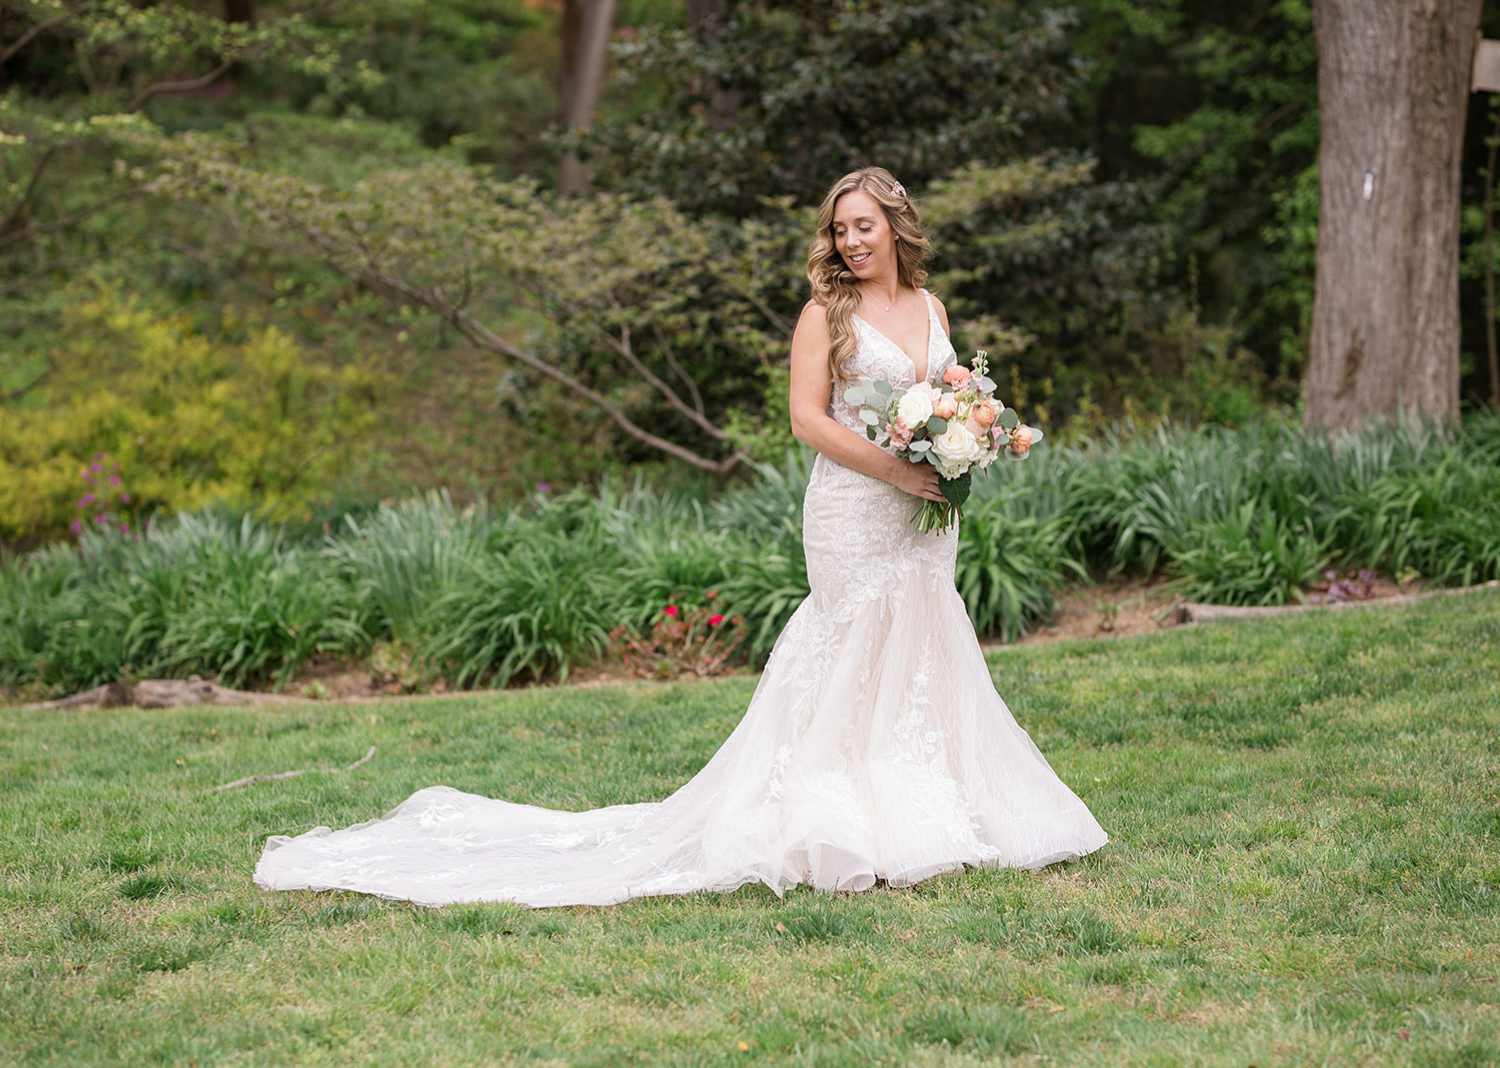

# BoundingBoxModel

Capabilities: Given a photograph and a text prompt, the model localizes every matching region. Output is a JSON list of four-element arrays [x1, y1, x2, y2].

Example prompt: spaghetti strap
[[921, 289, 945, 338]]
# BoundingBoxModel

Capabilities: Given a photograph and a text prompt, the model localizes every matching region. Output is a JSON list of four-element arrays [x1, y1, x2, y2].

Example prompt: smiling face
[[831, 190, 896, 280]]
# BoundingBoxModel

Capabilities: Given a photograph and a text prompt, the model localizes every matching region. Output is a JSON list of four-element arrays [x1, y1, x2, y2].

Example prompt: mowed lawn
[[3, 592, 1499, 1066]]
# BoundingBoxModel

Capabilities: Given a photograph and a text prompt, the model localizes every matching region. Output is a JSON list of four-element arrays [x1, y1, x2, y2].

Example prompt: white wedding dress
[[255, 292, 1108, 907]]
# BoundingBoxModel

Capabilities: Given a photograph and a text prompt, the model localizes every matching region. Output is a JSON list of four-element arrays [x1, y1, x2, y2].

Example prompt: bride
[[255, 167, 1108, 907]]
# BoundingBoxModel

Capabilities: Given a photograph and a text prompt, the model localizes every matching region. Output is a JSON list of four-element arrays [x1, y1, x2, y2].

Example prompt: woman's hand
[[885, 458, 945, 502]]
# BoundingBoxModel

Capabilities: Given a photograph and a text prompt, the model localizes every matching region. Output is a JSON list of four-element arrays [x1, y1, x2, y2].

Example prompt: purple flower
[[78, 492, 96, 508], [81, 470, 94, 482], [93, 451, 105, 460], [108, 474, 121, 488], [537, 482, 551, 494], [120, 522, 130, 535], [70, 519, 82, 537], [119, 493, 131, 503], [89, 462, 102, 474], [94, 512, 108, 524]]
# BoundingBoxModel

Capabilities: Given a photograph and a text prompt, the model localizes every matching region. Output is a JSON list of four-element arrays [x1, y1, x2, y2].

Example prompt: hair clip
[[890, 181, 906, 198]]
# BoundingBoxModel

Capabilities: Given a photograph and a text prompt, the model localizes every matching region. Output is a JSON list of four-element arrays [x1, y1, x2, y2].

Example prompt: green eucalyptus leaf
[[927, 416, 948, 434], [999, 409, 1019, 431], [873, 380, 893, 398], [909, 440, 933, 452], [860, 409, 880, 426]]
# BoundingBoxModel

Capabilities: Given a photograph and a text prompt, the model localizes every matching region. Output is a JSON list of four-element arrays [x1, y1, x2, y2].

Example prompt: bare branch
[[338, 258, 743, 474], [0, 13, 67, 65], [598, 320, 730, 441], [209, 745, 377, 793], [127, 58, 236, 111], [0, 145, 57, 237], [653, 321, 706, 416]]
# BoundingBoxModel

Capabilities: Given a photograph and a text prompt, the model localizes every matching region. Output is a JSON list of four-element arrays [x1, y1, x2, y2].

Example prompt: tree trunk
[[223, 0, 254, 24], [1305, 0, 1481, 429], [558, 0, 617, 195]]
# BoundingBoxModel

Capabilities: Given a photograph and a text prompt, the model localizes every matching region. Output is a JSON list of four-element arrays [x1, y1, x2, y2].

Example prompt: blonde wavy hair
[[807, 166, 934, 383]]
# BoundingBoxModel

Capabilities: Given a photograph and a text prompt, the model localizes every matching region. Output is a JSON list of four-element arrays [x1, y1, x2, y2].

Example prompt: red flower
[[709, 614, 725, 626], [664, 605, 679, 618]]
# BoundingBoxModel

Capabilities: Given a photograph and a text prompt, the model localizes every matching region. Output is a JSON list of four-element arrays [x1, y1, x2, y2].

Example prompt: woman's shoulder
[[796, 299, 832, 336], [799, 298, 828, 322]]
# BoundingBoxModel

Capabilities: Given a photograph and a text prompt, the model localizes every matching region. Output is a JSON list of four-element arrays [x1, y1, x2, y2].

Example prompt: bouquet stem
[[913, 500, 959, 533]]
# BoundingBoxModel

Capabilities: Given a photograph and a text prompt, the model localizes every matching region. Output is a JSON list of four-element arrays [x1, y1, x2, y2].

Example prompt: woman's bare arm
[[788, 302, 943, 503]]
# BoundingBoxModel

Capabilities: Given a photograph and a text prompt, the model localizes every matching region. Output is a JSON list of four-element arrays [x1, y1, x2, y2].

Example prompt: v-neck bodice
[[831, 290, 957, 437]]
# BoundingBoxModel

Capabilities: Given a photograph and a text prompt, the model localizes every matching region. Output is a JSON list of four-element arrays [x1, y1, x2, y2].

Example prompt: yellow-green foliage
[[0, 287, 377, 546]]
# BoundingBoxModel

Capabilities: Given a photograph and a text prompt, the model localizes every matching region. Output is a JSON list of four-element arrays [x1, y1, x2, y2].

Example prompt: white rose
[[930, 423, 985, 478], [895, 388, 934, 427]]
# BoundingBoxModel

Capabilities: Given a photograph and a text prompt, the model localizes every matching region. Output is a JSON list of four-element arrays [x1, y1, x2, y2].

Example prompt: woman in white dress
[[254, 167, 1108, 908]]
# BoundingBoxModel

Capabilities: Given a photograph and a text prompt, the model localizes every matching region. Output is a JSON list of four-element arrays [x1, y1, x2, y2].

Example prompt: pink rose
[[933, 394, 958, 420], [941, 365, 972, 388], [1011, 426, 1033, 456], [888, 418, 913, 449], [709, 614, 725, 626], [664, 605, 679, 618]]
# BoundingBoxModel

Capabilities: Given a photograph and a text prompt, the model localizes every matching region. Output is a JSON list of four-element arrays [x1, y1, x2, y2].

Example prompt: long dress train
[[254, 292, 1108, 907]]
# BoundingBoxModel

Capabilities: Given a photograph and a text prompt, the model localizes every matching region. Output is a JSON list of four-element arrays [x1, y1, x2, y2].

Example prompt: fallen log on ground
[[1180, 578, 1500, 624], [26, 675, 303, 711]]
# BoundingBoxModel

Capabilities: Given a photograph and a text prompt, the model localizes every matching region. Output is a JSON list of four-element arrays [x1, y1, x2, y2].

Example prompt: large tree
[[1305, 0, 1483, 428]]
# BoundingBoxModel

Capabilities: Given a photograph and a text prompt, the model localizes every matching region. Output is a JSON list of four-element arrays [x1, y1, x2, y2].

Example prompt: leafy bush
[[136, 514, 367, 689], [0, 513, 366, 693], [0, 287, 378, 550], [1171, 502, 1328, 607], [417, 524, 621, 688], [323, 490, 491, 644]]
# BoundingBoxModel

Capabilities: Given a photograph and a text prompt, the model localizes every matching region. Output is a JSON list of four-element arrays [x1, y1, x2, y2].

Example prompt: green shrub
[[418, 524, 622, 688], [323, 490, 491, 643], [1171, 501, 1328, 606], [0, 286, 378, 549]]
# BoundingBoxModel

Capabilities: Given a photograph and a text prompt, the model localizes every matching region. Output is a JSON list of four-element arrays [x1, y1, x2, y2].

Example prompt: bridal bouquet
[[843, 351, 1043, 533]]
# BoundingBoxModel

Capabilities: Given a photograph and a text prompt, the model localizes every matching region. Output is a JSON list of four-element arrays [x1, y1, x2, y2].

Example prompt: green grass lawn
[[3, 592, 1499, 1066]]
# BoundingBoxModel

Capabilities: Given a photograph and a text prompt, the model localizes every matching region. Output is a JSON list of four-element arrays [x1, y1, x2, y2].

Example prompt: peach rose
[[1010, 425, 1033, 456], [941, 364, 972, 388], [971, 402, 996, 429], [933, 394, 958, 420]]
